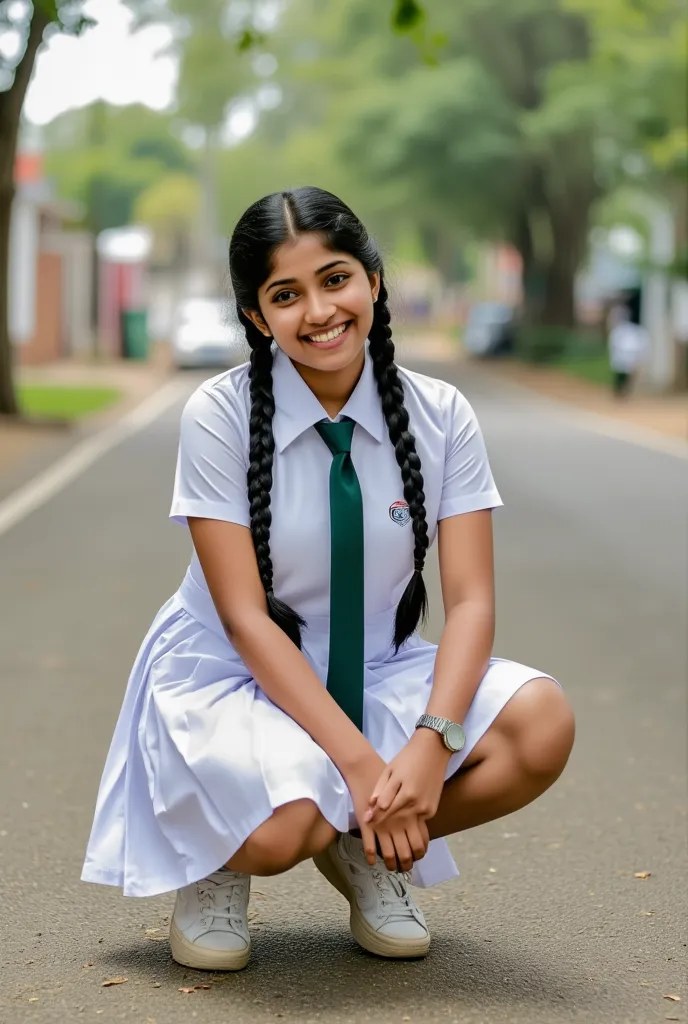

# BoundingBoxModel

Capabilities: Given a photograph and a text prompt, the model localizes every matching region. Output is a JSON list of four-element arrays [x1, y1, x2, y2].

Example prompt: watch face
[[445, 723, 466, 752]]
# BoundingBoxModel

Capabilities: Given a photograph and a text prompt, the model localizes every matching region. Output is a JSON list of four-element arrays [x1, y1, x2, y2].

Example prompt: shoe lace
[[196, 875, 247, 930], [370, 866, 417, 923]]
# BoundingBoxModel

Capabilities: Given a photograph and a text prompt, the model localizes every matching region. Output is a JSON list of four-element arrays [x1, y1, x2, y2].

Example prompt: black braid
[[240, 308, 306, 648], [368, 281, 429, 650]]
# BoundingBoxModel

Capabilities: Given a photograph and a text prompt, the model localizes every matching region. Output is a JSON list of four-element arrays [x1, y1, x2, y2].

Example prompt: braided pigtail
[[240, 309, 306, 648], [368, 281, 429, 650]]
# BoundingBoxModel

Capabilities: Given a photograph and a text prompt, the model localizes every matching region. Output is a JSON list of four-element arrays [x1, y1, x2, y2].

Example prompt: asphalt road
[[1, 358, 686, 1024]]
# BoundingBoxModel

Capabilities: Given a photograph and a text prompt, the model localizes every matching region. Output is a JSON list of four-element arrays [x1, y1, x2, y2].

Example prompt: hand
[[342, 749, 388, 867], [365, 729, 450, 831], [343, 750, 430, 872]]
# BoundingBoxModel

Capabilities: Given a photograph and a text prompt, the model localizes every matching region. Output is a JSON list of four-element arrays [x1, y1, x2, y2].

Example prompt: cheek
[[346, 284, 375, 332], [263, 305, 300, 342]]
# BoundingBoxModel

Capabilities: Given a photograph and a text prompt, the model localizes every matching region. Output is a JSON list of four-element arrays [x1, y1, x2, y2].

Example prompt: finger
[[375, 829, 397, 872], [406, 822, 429, 863], [368, 785, 417, 826], [369, 768, 392, 806], [359, 822, 378, 866], [371, 777, 402, 815], [419, 817, 430, 850], [370, 787, 415, 823], [391, 829, 414, 873]]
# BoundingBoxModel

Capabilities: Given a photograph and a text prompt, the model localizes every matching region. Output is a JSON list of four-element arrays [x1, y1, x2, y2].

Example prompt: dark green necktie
[[314, 419, 365, 731]]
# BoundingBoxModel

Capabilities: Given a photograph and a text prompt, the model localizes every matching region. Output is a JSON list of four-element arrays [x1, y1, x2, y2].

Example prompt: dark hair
[[229, 186, 428, 651]]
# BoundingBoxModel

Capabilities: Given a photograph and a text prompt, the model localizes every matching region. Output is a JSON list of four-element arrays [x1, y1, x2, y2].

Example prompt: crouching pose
[[82, 186, 574, 970]]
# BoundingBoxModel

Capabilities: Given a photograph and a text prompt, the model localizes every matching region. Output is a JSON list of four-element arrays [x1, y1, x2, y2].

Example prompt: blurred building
[[9, 146, 93, 364]]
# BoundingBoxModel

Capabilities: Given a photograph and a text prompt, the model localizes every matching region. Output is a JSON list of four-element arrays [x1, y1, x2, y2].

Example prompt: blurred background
[[0, 0, 686, 423], [1, 6, 687, 1021]]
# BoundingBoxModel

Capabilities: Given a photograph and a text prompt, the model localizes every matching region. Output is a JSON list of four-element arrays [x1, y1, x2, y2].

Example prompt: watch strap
[[416, 713, 452, 733]]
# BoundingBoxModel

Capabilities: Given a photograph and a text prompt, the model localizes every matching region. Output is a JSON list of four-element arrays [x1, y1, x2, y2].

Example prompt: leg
[[428, 677, 575, 840], [226, 798, 337, 875]]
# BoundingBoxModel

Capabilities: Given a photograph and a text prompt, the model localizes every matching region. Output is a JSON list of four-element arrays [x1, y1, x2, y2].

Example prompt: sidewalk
[[0, 345, 172, 482], [486, 358, 688, 441]]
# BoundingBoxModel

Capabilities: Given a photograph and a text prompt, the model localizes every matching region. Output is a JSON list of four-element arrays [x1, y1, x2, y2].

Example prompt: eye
[[272, 289, 298, 304], [326, 273, 350, 288]]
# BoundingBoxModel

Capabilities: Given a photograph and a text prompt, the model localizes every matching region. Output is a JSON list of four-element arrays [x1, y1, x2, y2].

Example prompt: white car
[[171, 298, 247, 370]]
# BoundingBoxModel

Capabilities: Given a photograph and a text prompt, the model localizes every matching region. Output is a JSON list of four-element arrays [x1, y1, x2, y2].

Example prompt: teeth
[[308, 323, 348, 343]]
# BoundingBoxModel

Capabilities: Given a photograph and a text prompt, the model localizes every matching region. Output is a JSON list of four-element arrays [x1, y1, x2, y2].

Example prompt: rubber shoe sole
[[169, 920, 251, 971], [313, 843, 430, 959]]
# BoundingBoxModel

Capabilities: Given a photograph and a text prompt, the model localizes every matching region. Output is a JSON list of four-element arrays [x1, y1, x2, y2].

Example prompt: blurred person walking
[[82, 187, 574, 970], [608, 304, 649, 399]]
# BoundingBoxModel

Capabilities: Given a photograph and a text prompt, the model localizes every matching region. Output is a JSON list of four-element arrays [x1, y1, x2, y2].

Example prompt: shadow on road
[[99, 924, 591, 1018]]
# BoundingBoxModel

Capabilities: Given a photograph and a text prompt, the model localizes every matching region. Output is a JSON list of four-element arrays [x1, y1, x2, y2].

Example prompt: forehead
[[264, 233, 356, 284]]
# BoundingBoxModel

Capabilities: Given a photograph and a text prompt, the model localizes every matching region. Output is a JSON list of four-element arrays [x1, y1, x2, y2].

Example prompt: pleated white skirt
[[82, 570, 555, 897]]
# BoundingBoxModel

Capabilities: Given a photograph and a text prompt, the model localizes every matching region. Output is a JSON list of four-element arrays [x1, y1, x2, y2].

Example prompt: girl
[[82, 187, 574, 970]]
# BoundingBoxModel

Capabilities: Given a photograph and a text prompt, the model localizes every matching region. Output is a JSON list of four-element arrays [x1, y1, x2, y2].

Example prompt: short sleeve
[[437, 388, 503, 520], [169, 384, 251, 527]]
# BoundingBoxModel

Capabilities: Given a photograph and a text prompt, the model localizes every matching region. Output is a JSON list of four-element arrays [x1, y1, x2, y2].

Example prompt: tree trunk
[[514, 208, 546, 325], [540, 197, 591, 328], [0, 10, 50, 417]]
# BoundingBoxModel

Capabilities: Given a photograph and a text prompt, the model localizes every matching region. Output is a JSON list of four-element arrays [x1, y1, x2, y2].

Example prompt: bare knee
[[234, 799, 335, 876], [510, 678, 575, 786]]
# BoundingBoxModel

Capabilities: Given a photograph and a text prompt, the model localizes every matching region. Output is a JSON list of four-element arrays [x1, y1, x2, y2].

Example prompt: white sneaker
[[169, 869, 251, 971], [314, 833, 430, 958]]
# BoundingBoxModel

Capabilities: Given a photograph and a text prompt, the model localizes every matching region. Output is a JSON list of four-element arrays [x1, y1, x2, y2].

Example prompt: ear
[[243, 308, 272, 338], [369, 272, 381, 304]]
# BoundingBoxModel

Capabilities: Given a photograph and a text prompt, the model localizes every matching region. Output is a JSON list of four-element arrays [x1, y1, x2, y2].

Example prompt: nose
[[304, 290, 337, 326]]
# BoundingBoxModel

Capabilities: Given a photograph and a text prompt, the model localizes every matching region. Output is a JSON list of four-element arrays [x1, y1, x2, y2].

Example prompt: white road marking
[[0, 379, 187, 538]]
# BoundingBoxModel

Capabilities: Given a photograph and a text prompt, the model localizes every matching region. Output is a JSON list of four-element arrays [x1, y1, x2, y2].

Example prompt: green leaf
[[392, 0, 425, 32], [237, 28, 265, 52]]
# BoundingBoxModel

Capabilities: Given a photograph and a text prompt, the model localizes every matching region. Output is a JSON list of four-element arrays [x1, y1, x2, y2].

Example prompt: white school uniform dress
[[82, 345, 555, 898]]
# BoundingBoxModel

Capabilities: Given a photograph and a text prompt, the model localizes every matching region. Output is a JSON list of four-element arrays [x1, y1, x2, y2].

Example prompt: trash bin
[[121, 309, 149, 360]]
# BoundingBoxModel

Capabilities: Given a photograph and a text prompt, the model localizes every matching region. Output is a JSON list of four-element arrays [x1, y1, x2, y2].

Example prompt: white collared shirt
[[170, 346, 502, 618]]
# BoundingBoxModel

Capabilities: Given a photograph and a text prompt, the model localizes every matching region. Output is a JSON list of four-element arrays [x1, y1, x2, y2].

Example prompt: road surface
[[1, 357, 686, 1024]]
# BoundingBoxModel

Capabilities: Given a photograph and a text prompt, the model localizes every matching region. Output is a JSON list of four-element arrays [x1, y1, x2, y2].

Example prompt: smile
[[304, 321, 351, 344]]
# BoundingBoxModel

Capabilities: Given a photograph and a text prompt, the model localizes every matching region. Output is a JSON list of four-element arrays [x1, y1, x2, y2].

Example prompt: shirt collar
[[271, 344, 386, 453]]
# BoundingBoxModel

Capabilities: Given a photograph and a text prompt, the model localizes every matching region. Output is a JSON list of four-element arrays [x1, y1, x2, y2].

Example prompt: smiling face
[[245, 233, 380, 378]]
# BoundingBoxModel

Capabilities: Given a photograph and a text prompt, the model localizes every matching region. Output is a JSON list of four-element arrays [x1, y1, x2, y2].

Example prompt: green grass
[[18, 385, 121, 420], [554, 351, 612, 387]]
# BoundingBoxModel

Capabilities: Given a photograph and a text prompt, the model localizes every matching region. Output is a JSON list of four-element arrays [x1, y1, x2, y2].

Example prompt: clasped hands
[[347, 729, 451, 874]]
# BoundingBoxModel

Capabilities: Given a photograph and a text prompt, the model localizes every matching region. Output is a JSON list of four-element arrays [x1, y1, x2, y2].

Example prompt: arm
[[425, 507, 495, 724], [188, 516, 375, 778], [368, 509, 495, 825]]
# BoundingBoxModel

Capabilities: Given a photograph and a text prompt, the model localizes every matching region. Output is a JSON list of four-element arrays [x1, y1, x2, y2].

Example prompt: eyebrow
[[266, 259, 351, 293]]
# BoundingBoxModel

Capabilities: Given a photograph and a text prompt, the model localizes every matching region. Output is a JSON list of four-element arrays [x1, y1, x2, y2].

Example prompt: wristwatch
[[415, 714, 466, 753]]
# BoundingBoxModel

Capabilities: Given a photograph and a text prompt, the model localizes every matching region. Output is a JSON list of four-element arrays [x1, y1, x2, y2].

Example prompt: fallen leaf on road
[[634, 871, 651, 879], [102, 977, 128, 987], [82, 962, 93, 968], [144, 928, 160, 935], [146, 936, 167, 942], [664, 995, 681, 1002], [666, 1016, 679, 1021], [28, 998, 39, 1003], [178, 987, 196, 994], [152, 982, 162, 988], [24, 959, 35, 965], [402, 1017, 411, 1021]]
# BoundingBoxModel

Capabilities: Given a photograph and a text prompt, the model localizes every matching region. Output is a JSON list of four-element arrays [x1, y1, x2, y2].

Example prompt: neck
[[294, 348, 366, 419]]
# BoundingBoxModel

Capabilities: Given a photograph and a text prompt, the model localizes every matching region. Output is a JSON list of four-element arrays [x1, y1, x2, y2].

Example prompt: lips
[[303, 321, 352, 345]]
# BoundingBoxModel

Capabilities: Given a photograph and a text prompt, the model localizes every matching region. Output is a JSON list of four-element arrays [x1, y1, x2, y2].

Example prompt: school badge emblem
[[389, 500, 410, 526]]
